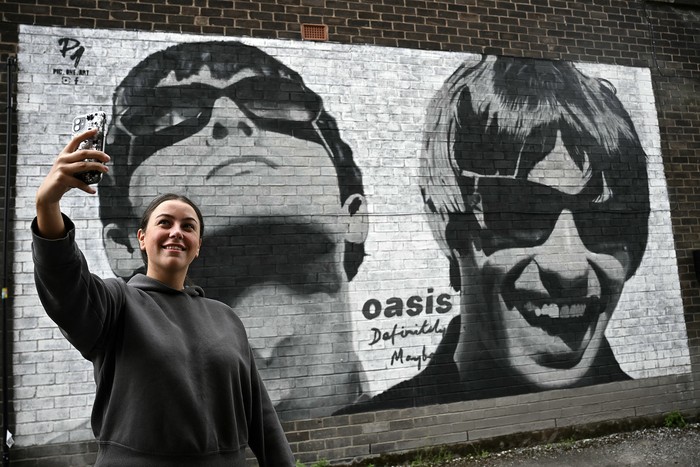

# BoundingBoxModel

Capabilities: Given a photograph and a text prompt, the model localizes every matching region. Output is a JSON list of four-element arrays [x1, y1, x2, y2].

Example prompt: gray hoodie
[[32, 215, 294, 466]]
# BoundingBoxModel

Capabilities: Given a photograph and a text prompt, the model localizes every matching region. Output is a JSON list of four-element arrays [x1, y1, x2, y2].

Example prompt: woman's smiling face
[[138, 199, 202, 288]]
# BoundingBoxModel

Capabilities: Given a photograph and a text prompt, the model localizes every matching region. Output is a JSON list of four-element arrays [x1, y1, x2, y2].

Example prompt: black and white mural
[[14, 25, 689, 445], [97, 41, 368, 420], [341, 56, 653, 413]]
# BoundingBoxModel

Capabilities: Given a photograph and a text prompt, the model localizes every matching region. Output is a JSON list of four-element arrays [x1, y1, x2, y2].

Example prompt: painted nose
[[534, 209, 595, 299], [208, 96, 255, 141]]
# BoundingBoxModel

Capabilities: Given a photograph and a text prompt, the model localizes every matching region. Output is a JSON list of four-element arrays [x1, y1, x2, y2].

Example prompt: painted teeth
[[561, 304, 586, 318], [525, 301, 586, 319]]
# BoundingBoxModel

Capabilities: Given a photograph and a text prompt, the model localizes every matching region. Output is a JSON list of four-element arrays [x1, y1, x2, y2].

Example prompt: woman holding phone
[[32, 128, 295, 466]]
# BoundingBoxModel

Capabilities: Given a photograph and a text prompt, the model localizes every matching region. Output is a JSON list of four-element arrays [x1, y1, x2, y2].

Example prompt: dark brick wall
[[0, 0, 670, 63], [645, 3, 700, 353], [1, 0, 698, 464]]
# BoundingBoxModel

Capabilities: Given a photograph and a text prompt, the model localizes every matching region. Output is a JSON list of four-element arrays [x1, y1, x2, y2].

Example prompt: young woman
[[32, 129, 295, 466]]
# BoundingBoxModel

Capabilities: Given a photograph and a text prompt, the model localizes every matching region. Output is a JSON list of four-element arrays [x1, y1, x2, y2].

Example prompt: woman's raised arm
[[35, 128, 110, 239]]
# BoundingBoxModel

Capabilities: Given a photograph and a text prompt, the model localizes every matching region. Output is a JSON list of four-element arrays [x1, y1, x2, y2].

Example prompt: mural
[[96, 41, 368, 420], [341, 56, 652, 412], [13, 25, 690, 443]]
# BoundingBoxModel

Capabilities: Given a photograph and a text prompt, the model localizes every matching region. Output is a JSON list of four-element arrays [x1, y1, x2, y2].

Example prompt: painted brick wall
[[1, 1, 699, 466]]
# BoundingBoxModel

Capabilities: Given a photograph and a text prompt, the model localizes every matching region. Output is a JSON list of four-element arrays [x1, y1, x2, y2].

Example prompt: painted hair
[[99, 40, 365, 279], [420, 55, 650, 289]]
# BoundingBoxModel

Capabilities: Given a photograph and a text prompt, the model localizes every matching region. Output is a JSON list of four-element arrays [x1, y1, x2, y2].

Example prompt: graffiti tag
[[58, 38, 85, 68], [52, 68, 90, 85], [55, 38, 90, 85]]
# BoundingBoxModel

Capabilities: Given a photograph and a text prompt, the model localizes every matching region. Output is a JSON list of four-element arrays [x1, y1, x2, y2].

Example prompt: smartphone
[[71, 111, 108, 185]]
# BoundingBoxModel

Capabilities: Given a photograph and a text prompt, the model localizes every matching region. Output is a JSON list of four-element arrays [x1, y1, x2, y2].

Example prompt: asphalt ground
[[428, 424, 700, 467]]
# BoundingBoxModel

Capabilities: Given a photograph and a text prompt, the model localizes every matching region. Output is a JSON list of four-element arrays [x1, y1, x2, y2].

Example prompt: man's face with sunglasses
[[456, 130, 634, 389], [124, 67, 365, 415]]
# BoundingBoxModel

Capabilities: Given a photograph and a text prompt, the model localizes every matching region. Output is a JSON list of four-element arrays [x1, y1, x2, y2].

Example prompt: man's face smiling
[[457, 131, 632, 389], [127, 67, 364, 413]]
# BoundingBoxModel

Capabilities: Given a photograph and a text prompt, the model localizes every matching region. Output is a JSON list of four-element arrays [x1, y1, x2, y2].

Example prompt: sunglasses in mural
[[460, 169, 641, 259], [118, 75, 331, 153]]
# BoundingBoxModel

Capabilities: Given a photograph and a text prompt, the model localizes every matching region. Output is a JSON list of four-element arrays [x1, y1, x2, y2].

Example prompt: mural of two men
[[95, 42, 650, 417]]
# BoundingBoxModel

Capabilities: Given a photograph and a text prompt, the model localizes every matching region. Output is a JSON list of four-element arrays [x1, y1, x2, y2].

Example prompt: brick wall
[[0, 0, 677, 60], [1, 1, 699, 465]]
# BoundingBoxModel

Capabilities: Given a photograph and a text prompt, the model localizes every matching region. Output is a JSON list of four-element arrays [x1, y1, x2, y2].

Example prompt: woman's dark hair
[[138, 193, 205, 268]]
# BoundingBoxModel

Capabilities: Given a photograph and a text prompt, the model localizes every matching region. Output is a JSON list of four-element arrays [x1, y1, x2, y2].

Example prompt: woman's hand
[[35, 129, 110, 238], [37, 128, 110, 202]]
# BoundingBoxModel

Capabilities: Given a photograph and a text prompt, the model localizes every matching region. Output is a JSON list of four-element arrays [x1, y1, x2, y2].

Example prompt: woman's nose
[[534, 209, 597, 299]]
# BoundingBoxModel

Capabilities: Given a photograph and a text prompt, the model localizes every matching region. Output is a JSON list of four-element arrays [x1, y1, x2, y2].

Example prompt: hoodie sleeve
[[31, 214, 125, 360], [246, 346, 295, 466]]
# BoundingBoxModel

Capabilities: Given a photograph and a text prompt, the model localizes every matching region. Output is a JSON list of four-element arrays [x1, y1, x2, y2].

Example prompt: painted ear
[[342, 193, 368, 245], [102, 223, 143, 278]]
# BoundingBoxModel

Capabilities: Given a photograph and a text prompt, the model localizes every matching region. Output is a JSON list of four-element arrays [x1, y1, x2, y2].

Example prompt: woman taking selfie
[[32, 129, 295, 466]]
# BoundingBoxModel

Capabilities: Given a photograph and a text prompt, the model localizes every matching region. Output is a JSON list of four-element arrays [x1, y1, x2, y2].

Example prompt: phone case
[[71, 111, 108, 185]]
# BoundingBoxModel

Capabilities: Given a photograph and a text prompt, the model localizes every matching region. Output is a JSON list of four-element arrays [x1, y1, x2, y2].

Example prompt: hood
[[127, 273, 205, 297]]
